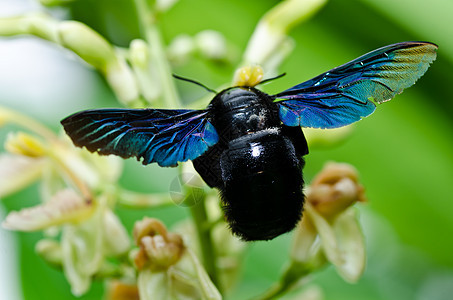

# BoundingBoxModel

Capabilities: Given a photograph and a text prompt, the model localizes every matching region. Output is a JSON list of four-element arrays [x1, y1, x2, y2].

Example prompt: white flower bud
[[130, 39, 162, 103], [36, 239, 62, 267], [130, 39, 150, 70], [58, 21, 116, 71], [243, 0, 327, 69], [156, 0, 179, 12], [167, 34, 195, 64], [102, 210, 130, 257], [195, 30, 227, 60]]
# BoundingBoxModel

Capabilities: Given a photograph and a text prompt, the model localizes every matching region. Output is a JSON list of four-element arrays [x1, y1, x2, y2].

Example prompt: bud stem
[[116, 189, 174, 208], [256, 251, 327, 299], [134, 0, 181, 108], [0, 106, 58, 142], [187, 187, 221, 292]]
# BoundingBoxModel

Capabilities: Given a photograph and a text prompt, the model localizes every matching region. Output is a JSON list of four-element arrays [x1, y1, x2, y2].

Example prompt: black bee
[[61, 42, 437, 241]]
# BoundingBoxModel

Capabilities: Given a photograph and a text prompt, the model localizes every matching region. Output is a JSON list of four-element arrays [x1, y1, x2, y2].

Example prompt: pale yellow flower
[[133, 218, 185, 271], [132, 218, 221, 300], [291, 162, 366, 283], [0, 154, 46, 198], [2, 189, 94, 231], [0, 108, 129, 296]]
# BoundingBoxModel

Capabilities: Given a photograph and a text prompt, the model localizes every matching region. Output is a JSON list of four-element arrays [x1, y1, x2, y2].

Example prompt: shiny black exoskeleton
[[193, 87, 308, 241]]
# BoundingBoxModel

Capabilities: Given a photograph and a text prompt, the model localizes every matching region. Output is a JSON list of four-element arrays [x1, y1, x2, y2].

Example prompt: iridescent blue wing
[[61, 108, 219, 167], [275, 42, 437, 129]]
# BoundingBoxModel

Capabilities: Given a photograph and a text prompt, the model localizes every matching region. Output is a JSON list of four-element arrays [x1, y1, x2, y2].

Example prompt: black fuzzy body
[[193, 87, 308, 241]]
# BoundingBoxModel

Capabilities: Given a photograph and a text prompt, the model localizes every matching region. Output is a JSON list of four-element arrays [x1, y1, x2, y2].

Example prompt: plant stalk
[[134, 0, 180, 108], [188, 188, 220, 291]]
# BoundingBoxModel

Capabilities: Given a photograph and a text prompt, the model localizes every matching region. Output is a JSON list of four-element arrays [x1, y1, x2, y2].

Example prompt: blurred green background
[[0, 0, 452, 299]]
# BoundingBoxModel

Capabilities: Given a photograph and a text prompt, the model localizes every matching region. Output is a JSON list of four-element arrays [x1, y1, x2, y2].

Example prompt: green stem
[[256, 261, 311, 300], [256, 251, 327, 300], [116, 188, 174, 208], [0, 106, 58, 142], [134, 0, 180, 108], [187, 188, 220, 291]]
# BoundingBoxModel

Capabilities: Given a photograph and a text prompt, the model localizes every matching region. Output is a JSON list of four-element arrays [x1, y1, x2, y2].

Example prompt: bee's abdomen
[[218, 129, 305, 241]]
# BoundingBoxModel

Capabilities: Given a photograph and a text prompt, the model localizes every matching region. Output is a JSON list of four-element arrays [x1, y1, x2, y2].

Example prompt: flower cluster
[[292, 162, 367, 282]]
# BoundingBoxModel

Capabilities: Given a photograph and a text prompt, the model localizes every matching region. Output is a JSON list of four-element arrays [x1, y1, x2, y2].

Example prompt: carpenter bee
[[61, 42, 437, 241]]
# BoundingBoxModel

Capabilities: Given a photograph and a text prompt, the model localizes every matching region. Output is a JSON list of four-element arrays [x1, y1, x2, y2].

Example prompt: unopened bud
[[105, 57, 140, 104], [130, 39, 150, 69], [133, 218, 184, 270], [36, 239, 62, 267], [156, 0, 179, 12], [106, 280, 139, 300], [58, 21, 116, 71], [307, 162, 366, 220], [243, 0, 327, 67], [167, 34, 195, 64], [195, 30, 227, 60]]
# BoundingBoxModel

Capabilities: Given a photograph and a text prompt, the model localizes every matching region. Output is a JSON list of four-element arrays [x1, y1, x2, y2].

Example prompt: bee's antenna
[[258, 73, 286, 85], [173, 74, 217, 94]]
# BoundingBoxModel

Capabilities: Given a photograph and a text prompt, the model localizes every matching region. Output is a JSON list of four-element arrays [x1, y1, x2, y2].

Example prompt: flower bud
[[167, 34, 195, 64], [243, 0, 327, 67], [291, 162, 366, 283], [130, 39, 161, 103], [307, 162, 366, 220], [5, 132, 47, 158], [58, 21, 140, 102], [106, 280, 139, 300], [195, 30, 227, 60], [58, 21, 116, 71], [36, 239, 63, 267], [130, 39, 150, 70], [133, 218, 185, 270], [105, 58, 141, 105], [102, 210, 130, 257], [156, 0, 179, 12]]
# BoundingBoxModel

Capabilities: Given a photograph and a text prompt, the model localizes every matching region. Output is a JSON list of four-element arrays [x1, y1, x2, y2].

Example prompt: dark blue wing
[[275, 42, 438, 129], [61, 108, 219, 167]]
